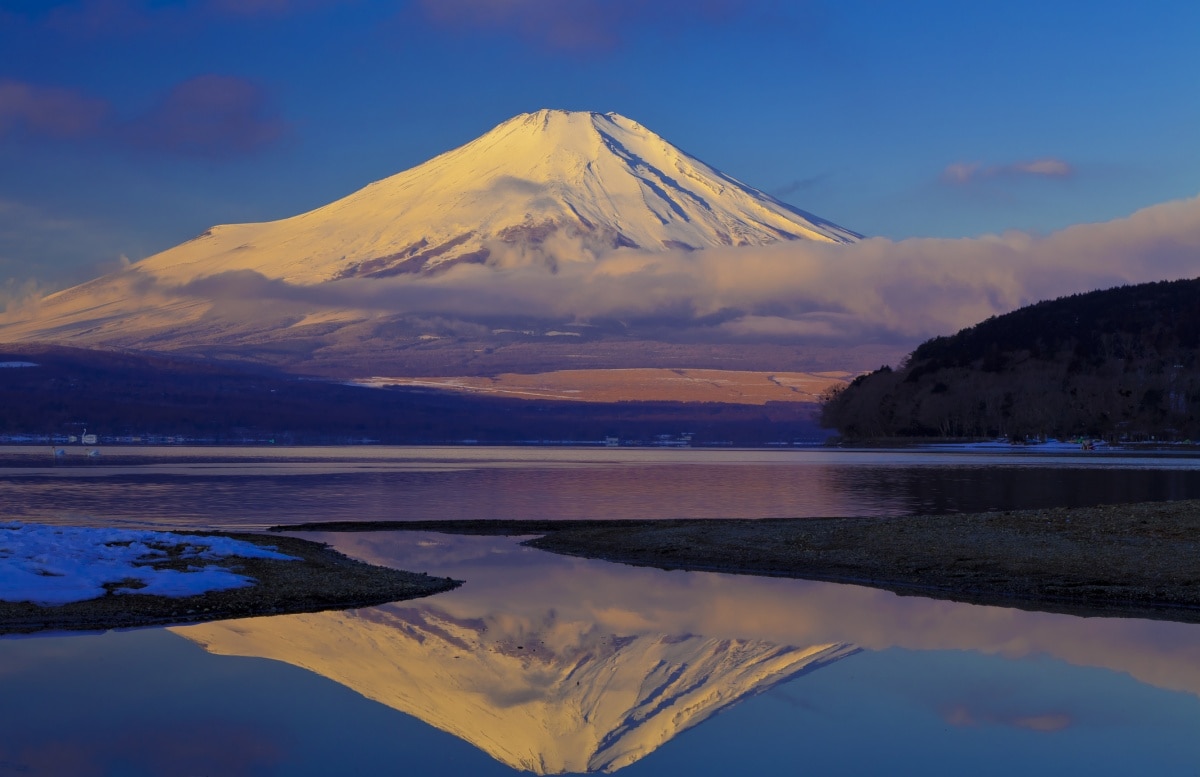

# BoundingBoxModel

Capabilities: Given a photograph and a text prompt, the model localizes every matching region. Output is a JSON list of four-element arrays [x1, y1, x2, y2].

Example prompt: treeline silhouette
[[822, 278, 1200, 441], [0, 345, 819, 445]]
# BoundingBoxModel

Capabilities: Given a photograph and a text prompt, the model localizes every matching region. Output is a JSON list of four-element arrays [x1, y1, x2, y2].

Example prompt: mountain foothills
[[0, 109, 869, 377], [821, 278, 1200, 441]]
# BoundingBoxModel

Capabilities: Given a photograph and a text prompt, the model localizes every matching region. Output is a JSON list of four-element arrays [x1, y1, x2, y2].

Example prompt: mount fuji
[[122, 108, 859, 285], [0, 110, 876, 377]]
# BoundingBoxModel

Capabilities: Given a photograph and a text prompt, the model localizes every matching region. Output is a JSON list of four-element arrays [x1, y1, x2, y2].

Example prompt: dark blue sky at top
[[0, 0, 1197, 289]]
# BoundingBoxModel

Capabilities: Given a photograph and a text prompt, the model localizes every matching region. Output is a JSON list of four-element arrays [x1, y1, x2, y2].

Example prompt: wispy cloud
[[0, 79, 108, 140], [44, 0, 152, 35], [124, 75, 287, 158], [417, 0, 750, 53], [0, 198, 90, 234], [202, 0, 352, 18], [773, 173, 829, 199], [0, 276, 54, 315], [942, 704, 1073, 733], [28, 0, 344, 37], [0, 74, 287, 158], [942, 157, 1075, 185]]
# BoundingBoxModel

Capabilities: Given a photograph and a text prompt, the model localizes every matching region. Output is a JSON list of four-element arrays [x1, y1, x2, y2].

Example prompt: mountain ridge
[[128, 108, 859, 286], [0, 109, 870, 377]]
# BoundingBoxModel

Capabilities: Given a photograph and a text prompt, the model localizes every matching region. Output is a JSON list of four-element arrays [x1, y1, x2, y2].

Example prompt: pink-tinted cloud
[[0, 79, 108, 139], [0, 277, 52, 315], [943, 703, 1073, 732], [1011, 158, 1072, 177], [32, 0, 342, 37], [126, 75, 286, 158], [942, 157, 1075, 185], [44, 0, 153, 36], [418, 0, 746, 52], [203, 0, 352, 17]]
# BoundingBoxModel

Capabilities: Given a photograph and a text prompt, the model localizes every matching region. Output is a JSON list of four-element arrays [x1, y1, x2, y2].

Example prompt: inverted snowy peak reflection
[[180, 603, 851, 774], [175, 531, 1200, 774]]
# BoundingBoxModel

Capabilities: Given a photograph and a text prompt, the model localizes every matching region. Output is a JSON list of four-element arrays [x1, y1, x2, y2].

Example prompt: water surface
[[2, 448, 1199, 775], [1, 446, 1198, 528], [2, 530, 1199, 775]]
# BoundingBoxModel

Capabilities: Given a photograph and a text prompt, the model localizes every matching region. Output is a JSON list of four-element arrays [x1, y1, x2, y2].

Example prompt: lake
[[2, 447, 1199, 775]]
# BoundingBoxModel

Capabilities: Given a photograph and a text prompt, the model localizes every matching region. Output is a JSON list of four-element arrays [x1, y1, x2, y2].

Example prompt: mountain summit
[[134, 109, 859, 285], [0, 110, 871, 376]]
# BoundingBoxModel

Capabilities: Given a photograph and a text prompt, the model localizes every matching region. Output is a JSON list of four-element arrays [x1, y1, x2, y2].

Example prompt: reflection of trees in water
[[827, 466, 1200, 516], [0, 465, 870, 526], [9, 462, 1200, 527]]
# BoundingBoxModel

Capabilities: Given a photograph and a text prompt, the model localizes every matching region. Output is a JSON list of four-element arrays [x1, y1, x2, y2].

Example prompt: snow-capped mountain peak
[[134, 108, 860, 285], [0, 110, 864, 373]]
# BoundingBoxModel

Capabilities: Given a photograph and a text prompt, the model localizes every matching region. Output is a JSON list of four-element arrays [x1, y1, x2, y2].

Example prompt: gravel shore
[[528, 501, 1200, 622], [276, 499, 1200, 623], [0, 533, 460, 635]]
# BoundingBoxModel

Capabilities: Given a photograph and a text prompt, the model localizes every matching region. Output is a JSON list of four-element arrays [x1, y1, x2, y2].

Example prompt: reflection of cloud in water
[[942, 705, 1072, 733], [177, 531, 1200, 772], [10, 450, 1200, 530], [322, 532, 1200, 698]]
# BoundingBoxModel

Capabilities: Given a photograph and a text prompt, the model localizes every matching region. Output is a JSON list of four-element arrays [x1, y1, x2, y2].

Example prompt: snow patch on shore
[[0, 523, 295, 606]]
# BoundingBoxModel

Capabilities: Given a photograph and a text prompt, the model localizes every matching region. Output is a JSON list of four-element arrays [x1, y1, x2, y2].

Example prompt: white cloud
[[0, 276, 53, 314], [155, 195, 1200, 346]]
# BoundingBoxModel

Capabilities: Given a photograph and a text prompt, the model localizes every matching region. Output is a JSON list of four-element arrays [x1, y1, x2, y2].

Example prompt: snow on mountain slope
[[130, 109, 859, 285], [180, 603, 854, 774], [0, 109, 865, 371]]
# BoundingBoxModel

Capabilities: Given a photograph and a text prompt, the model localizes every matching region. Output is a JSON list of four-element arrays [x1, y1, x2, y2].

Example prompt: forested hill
[[821, 278, 1200, 441]]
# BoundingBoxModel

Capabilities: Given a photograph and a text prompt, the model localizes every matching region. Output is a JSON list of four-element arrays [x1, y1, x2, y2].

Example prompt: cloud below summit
[[143, 195, 1200, 351]]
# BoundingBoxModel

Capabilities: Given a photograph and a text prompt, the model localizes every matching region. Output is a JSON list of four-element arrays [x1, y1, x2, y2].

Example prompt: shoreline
[[274, 500, 1200, 624], [0, 533, 460, 636]]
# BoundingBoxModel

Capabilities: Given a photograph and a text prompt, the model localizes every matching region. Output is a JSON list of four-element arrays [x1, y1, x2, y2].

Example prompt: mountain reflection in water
[[184, 607, 850, 774], [175, 532, 1200, 774]]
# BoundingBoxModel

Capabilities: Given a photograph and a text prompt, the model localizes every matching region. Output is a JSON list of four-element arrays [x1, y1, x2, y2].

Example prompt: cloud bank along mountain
[[3, 109, 1199, 373], [0, 109, 855, 357]]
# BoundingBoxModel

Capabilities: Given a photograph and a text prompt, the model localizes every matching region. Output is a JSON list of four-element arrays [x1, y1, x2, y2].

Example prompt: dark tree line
[[0, 344, 821, 445], [822, 277, 1200, 441]]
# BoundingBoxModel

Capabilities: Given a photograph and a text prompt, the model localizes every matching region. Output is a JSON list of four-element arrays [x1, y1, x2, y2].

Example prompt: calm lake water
[[2, 445, 1200, 528], [2, 447, 1199, 775]]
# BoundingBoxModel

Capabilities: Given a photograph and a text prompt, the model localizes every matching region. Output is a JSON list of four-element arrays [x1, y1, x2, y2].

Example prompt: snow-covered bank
[[0, 527, 460, 636], [0, 523, 294, 606]]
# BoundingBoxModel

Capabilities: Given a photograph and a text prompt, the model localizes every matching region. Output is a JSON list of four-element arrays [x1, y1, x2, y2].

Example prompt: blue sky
[[1, 0, 1197, 291]]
